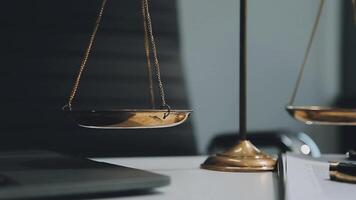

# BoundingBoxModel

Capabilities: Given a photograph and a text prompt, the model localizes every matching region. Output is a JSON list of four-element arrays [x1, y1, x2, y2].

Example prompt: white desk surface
[[92, 156, 280, 200]]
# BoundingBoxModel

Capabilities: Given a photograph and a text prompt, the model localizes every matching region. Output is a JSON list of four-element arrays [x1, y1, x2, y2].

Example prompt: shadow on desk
[[30, 190, 161, 200]]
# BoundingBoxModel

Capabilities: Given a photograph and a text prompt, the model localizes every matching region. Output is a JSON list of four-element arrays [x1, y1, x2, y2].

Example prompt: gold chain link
[[289, 0, 325, 105], [65, 0, 170, 115], [142, 0, 170, 111], [142, 0, 156, 109], [65, 0, 108, 110]]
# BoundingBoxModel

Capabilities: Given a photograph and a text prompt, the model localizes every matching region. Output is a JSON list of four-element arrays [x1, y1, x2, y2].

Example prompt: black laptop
[[0, 150, 169, 199]]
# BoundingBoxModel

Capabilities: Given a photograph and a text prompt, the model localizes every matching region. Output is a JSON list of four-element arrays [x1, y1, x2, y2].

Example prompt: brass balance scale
[[63, 0, 355, 172], [63, 0, 191, 129]]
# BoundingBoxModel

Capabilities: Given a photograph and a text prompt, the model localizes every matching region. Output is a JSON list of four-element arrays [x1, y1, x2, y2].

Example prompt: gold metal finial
[[201, 140, 277, 172]]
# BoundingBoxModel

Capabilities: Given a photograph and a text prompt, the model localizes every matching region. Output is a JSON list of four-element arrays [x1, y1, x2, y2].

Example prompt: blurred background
[[0, 0, 354, 157]]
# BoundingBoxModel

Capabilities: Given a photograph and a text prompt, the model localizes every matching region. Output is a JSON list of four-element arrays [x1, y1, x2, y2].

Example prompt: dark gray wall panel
[[0, 0, 196, 156]]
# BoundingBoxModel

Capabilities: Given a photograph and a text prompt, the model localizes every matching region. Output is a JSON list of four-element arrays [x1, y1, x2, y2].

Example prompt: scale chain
[[65, 0, 171, 117], [289, 0, 356, 105], [65, 0, 108, 110], [289, 0, 325, 105], [142, 0, 156, 109], [142, 0, 171, 117]]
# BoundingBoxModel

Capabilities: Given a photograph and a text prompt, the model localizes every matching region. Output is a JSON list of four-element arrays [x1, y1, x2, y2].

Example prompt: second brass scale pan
[[64, 0, 190, 129], [287, 0, 356, 125], [286, 106, 356, 126]]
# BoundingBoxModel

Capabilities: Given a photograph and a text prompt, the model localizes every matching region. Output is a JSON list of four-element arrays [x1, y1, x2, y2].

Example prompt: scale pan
[[65, 109, 191, 129], [286, 105, 356, 125]]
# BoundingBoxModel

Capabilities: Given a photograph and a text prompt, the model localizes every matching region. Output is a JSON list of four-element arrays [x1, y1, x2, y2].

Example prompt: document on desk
[[285, 154, 356, 200]]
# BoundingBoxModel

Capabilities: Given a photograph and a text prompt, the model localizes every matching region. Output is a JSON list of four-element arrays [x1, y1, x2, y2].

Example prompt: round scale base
[[201, 140, 277, 172]]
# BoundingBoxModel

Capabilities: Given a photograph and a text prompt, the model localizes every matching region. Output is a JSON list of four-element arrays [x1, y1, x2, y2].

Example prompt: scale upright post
[[201, 0, 276, 172]]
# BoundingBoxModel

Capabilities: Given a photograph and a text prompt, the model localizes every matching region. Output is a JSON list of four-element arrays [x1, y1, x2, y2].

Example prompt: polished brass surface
[[330, 171, 356, 184], [286, 106, 356, 125], [201, 140, 277, 172], [65, 109, 191, 129]]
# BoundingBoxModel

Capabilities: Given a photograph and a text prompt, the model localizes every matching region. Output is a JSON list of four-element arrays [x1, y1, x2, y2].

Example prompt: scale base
[[201, 140, 277, 172]]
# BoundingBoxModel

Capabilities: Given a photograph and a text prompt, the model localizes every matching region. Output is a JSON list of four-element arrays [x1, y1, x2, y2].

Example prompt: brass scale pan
[[64, 0, 191, 129], [286, 106, 356, 126], [287, 0, 356, 126], [65, 109, 191, 129]]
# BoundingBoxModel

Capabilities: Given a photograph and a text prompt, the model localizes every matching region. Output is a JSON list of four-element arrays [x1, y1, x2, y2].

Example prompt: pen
[[329, 162, 356, 183], [330, 162, 356, 175], [330, 171, 356, 184]]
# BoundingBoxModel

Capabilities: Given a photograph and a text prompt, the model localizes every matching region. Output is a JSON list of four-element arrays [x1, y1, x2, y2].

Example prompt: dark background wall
[[339, 0, 356, 152], [0, 0, 196, 157]]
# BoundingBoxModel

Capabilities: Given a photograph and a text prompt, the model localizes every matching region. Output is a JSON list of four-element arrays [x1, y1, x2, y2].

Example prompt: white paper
[[286, 154, 356, 200]]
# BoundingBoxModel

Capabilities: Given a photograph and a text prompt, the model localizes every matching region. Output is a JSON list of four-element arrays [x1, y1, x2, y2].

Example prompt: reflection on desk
[[93, 156, 280, 200]]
